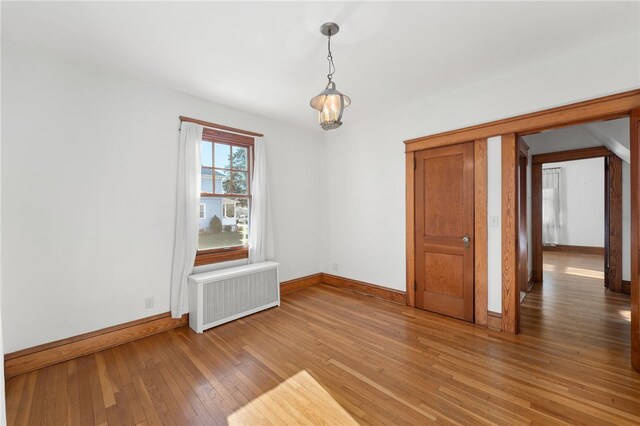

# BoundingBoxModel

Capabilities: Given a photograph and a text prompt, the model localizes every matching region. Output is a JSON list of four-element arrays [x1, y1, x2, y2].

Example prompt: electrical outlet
[[489, 216, 499, 228], [332, 263, 339, 271], [145, 297, 154, 309]]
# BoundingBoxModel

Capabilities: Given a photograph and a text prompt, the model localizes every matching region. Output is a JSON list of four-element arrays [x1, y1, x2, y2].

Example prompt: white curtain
[[170, 122, 203, 318], [542, 167, 562, 246], [248, 137, 275, 263]]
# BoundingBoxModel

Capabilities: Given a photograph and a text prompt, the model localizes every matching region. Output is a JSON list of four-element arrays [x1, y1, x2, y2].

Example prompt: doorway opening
[[518, 118, 631, 353]]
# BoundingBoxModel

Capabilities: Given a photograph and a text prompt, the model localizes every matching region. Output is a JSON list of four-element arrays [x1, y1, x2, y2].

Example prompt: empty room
[[1, 1, 640, 425]]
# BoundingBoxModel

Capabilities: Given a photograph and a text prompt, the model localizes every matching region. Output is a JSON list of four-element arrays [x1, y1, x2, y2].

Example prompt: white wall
[[0, 18, 7, 420], [1, 44, 324, 353], [322, 33, 639, 311], [528, 126, 602, 156], [487, 137, 502, 313], [543, 158, 604, 247], [623, 162, 631, 281]]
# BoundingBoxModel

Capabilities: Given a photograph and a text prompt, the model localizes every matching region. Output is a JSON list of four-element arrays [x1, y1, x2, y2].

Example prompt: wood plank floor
[[5, 252, 639, 425]]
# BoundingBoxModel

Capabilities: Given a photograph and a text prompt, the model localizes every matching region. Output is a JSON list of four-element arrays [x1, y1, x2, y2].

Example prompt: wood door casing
[[415, 142, 474, 322], [607, 155, 623, 292], [518, 139, 529, 294], [502, 134, 519, 334], [631, 107, 639, 372]]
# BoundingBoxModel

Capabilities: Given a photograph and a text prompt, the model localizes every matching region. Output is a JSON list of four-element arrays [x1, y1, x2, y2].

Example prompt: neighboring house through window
[[196, 128, 253, 265]]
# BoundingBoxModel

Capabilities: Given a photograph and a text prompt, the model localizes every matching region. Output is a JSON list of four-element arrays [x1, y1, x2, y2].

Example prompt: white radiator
[[188, 261, 280, 333]]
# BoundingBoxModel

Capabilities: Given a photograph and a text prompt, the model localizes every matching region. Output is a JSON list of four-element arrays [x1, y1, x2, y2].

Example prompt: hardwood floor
[[6, 254, 640, 425]]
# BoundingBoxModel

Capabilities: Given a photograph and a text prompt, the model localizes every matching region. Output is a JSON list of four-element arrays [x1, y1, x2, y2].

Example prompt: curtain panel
[[248, 137, 275, 263], [170, 122, 203, 318], [542, 167, 562, 246]]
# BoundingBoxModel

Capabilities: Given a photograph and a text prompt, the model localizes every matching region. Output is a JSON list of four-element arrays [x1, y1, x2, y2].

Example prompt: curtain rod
[[179, 116, 263, 137]]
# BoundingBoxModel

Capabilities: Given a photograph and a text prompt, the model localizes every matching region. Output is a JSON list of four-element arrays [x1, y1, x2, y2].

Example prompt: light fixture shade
[[310, 82, 351, 130]]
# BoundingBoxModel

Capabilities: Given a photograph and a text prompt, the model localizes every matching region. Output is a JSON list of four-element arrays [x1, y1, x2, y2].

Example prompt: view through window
[[198, 133, 252, 255]]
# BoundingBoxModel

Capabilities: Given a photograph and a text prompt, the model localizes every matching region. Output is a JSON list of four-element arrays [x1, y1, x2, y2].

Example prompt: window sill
[[194, 247, 248, 266]]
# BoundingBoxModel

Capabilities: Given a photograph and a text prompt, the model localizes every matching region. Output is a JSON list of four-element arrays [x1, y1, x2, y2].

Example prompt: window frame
[[196, 128, 254, 266], [223, 202, 236, 219]]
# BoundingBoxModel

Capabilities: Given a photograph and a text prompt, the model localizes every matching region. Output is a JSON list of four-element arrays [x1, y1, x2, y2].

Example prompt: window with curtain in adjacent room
[[196, 128, 253, 265], [542, 167, 562, 246]]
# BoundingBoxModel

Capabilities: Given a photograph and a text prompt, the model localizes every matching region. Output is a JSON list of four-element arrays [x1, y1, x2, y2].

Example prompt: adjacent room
[[1, 1, 640, 425], [519, 119, 632, 360]]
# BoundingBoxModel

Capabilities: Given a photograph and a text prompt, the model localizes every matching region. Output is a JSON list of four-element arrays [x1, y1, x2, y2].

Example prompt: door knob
[[462, 234, 470, 248]]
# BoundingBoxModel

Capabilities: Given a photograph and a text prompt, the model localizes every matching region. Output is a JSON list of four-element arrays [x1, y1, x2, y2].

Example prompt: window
[[223, 203, 236, 218], [196, 128, 253, 265]]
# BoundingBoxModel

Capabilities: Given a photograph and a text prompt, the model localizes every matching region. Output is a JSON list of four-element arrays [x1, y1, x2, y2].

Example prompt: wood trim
[[202, 127, 254, 146], [605, 155, 611, 289], [528, 271, 534, 292], [518, 138, 529, 296], [532, 146, 613, 164], [474, 139, 488, 326], [280, 273, 323, 295], [180, 115, 263, 137], [532, 163, 543, 282], [487, 311, 502, 331], [542, 245, 605, 256], [404, 89, 640, 152], [4, 312, 188, 378], [631, 107, 640, 372], [406, 152, 416, 307], [623, 280, 631, 295], [322, 273, 407, 305], [194, 247, 248, 266], [608, 155, 623, 292], [502, 134, 519, 334]]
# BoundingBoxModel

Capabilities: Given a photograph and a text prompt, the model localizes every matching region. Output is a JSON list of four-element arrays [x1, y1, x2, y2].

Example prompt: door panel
[[415, 142, 474, 321], [423, 155, 464, 237]]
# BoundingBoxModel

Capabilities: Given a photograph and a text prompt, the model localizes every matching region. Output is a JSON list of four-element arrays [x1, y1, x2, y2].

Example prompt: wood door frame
[[405, 89, 640, 371], [502, 134, 519, 333], [530, 146, 623, 293], [518, 139, 530, 296], [631, 107, 639, 372], [406, 139, 488, 326], [413, 143, 476, 321]]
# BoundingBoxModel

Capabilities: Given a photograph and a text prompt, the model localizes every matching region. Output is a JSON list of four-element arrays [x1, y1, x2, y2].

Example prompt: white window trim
[[223, 202, 236, 218]]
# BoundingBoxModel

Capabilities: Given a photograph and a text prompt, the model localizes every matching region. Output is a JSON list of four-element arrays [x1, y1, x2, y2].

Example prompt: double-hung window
[[196, 128, 253, 265]]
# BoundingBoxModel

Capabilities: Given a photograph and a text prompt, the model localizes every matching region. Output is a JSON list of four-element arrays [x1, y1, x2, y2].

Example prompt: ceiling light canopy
[[310, 22, 351, 130]]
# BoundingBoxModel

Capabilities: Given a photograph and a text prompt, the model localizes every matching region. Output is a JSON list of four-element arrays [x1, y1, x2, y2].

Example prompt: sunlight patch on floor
[[543, 263, 604, 279], [619, 309, 631, 322], [227, 370, 358, 425]]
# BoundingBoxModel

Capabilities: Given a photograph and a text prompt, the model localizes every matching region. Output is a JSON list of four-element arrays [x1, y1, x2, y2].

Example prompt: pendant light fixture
[[310, 22, 351, 130]]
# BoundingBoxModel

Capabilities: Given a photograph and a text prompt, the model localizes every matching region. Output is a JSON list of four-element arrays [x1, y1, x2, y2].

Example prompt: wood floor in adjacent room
[[5, 252, 639, 425]]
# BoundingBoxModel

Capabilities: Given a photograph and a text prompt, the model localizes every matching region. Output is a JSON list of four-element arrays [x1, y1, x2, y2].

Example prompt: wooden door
[[415, 142, 474, 321], [518, 139, 529, 293]]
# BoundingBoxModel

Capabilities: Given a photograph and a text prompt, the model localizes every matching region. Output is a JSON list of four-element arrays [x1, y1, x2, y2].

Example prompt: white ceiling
[[2, 1, 639, 130]]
